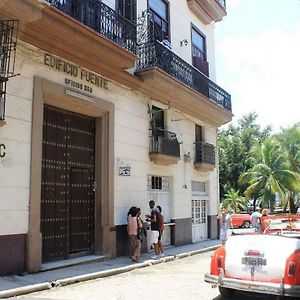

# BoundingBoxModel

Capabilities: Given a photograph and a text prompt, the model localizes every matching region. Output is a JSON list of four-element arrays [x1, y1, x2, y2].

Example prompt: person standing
[[217, 208, 232, 245], [146, 200, 160, 259], [251, 207, 262, 232], [127, 207, 141, 262], [260, 208, 270, 231], [157, 205, 165, 257]]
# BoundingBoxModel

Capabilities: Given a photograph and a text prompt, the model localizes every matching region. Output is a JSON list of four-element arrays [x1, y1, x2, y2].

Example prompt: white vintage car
[[205, 215, 300, 298]]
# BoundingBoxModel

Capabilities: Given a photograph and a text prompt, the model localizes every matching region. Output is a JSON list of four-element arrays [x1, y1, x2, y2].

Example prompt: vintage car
[[205, 215, 300, 298], [231, 212, 251, 228]]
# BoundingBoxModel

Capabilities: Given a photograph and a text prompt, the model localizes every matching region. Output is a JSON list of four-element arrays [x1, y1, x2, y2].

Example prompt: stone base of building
[[0, 234, 26, 276]]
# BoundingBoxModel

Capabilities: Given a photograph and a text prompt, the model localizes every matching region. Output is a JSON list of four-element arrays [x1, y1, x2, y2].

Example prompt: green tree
[[274, 124, 300, 212], [239, 139, 300, 213], [218, 112, 271, 200], [222, 188, 248, 213]]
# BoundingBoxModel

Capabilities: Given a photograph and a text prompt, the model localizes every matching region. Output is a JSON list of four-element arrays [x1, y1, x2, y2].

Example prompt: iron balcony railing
[[48, 0, 137, 53], [195, 142, 216, 165], [137, 41, 231, 112], [149, 128, 180, 158], [0, 19, 19, 121]]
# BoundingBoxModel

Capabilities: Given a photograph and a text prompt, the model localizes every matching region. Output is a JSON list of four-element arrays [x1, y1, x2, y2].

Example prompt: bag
[[137, 218, 147, 241]]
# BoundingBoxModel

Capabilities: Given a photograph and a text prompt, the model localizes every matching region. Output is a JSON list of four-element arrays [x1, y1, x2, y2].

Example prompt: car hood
[[225, 234, 300, 282]]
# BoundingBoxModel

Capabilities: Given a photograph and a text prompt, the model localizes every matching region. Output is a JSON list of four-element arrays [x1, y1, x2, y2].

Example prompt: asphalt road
[[18, 251, 290, 300]]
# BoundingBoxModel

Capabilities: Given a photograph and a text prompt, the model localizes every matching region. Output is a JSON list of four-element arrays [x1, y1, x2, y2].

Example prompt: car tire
[[218, 286, 236, 297], [242, 221, 251, 228]]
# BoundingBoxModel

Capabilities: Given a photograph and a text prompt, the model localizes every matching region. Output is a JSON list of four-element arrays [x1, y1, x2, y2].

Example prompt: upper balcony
[[149, 128, 181, 165], [194, 142, 216, 172], [0, 0, 138, 80], [136, 41, 232, 127], [187, 0, 227, 24]]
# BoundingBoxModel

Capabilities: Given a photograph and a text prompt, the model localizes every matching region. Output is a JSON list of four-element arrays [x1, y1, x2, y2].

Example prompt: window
[[191, 26, 209, 76], [149, 0, 169, 42], [116, 0, 136, 22], [191, 200, 207, 225], [195, 124, 203, 144], [151, 105, 165, 137], [148, 175, 169, 191], [192, 28, 206, 60], [191, 181, 206, 193]]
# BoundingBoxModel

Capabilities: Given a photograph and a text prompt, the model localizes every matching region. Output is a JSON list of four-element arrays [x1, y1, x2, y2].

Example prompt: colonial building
[[0, 0, 232, 275]]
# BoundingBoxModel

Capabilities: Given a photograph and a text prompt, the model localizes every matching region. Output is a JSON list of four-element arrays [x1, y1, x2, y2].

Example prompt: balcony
[[149, 128, 180, 165], [187, 0, 227, 24], [48, 0, 136, 54], [0, 0, 138, 81], [0, 19, 19, 122], [194, 142, 216, 172], [136, 41, 232, 127]]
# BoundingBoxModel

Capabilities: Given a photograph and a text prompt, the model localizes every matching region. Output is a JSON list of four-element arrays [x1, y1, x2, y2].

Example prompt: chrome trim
[[204, 273, 300, 297]]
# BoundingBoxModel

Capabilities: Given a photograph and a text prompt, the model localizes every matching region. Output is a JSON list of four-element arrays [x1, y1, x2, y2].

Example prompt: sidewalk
[[0, 239, 220, 298]]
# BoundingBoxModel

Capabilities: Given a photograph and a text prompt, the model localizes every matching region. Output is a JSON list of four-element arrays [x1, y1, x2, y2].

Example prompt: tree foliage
[[219, 115, 300, 213], [218, 112, 271, 200]]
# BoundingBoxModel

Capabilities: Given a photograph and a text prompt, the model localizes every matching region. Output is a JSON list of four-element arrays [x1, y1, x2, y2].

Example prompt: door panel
[[41, 105, 95, 261]]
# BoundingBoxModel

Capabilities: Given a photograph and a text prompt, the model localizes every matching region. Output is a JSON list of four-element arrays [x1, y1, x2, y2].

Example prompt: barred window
[[191, 181, 206, 193], [148, 175, 169, 191]]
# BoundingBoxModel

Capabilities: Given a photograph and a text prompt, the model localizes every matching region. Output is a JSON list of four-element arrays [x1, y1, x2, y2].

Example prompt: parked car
[[231, 212, 251, 228], [205, 215, 300, 298]]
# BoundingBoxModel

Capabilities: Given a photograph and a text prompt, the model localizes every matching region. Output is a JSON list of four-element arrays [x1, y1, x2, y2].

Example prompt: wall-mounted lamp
[[180, 39, 188, 46], [184, 152, 191, 162]]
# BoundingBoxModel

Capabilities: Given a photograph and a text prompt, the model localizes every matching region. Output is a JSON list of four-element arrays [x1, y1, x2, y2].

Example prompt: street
[[18, 251, 281, 300]]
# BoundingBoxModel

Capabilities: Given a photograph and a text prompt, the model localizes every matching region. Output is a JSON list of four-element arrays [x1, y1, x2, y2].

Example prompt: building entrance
[[41, 105, 96, 261]]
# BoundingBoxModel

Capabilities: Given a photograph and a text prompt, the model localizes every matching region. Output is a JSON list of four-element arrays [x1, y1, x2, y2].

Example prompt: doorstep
[[41, 255, 107, 272]]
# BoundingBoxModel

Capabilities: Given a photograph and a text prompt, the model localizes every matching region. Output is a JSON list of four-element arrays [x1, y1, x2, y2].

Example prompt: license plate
[[242, 257, 267, 266]]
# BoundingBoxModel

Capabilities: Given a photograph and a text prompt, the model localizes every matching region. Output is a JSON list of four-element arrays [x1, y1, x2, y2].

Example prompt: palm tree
[[239, 139, 300, 213], [222, 188, 248, 213], [275, 125, 300, 212]]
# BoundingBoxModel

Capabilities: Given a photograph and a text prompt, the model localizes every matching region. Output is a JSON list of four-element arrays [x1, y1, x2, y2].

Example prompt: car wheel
[[243, 221, 251, 228], [218, 286, 236, 297]]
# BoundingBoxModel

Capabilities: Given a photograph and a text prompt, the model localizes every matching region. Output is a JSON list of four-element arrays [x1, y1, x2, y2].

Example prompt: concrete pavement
[[0, 239, 220, 298]]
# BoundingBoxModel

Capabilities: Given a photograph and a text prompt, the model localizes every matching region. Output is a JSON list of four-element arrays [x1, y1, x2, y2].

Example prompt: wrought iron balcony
[[0, 19, 19, 121], [149, 128, 180, 165], [137, 41, 231, 112], [48, 0, 137, 54], [194, 142, 216, 172]]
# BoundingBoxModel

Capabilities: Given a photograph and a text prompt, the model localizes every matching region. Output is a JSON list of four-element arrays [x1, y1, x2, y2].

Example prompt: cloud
[[217, 24, 300, 131]]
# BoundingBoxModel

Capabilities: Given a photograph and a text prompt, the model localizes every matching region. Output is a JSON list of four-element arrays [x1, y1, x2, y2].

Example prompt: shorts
[[150, 230, 159, 244]]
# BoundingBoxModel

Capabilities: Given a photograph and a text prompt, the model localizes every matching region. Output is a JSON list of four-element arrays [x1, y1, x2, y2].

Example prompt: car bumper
[[205, 273, 300, 297]]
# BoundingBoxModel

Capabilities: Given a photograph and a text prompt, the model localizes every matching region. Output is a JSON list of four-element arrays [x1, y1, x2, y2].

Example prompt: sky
[[215, 0, 300, 132]]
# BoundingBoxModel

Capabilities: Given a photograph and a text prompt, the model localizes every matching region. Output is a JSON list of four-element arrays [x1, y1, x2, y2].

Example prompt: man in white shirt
[[251, 207, 262, 232]]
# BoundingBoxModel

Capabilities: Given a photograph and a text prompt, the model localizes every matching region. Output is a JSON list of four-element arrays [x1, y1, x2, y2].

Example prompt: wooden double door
[[41, 105, 96, 261]]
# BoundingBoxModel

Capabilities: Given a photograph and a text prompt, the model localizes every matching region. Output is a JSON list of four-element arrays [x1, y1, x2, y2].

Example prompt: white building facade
[[0, 0, 232, 275]]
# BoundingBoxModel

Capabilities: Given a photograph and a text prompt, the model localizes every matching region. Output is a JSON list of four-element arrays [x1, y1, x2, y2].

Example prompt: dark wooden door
[[41, 105, 95, 261]]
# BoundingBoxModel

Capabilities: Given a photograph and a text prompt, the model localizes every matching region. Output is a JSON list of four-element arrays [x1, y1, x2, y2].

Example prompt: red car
[[231, 213, 251, 228], [205, 215, 300, 298]]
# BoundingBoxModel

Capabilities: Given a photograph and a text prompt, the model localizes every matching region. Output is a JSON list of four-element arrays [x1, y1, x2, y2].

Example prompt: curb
[[0, 244, 219, 298], [0, 282, 52, 299]]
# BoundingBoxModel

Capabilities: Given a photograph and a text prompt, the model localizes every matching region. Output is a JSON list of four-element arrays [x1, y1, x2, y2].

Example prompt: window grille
[[148, 175, 169, 191], [0, 19, 19, 121], [191, 181, 206, 193]]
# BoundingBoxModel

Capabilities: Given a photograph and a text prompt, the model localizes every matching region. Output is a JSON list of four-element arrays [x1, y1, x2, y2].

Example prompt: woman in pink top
[[127, 207, 142, 262]]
